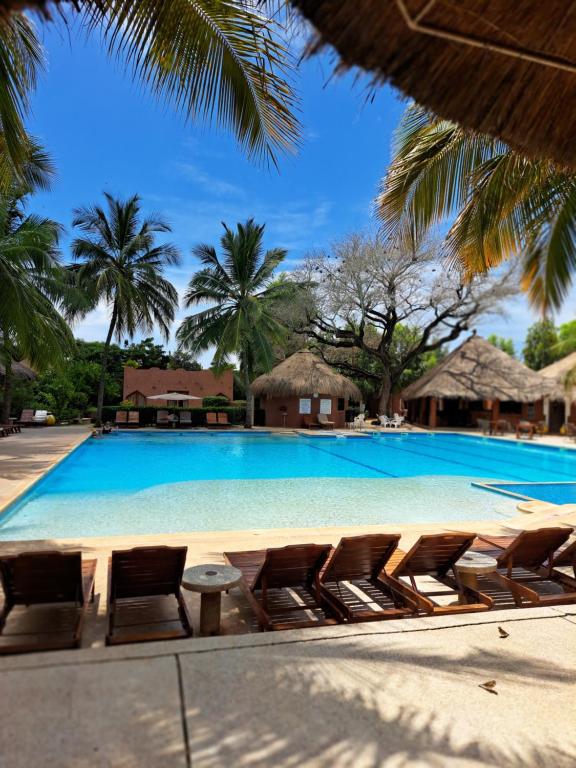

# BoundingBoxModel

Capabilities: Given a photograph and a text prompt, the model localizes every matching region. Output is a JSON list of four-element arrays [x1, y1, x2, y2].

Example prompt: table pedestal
[[200, 591, 222, 636]]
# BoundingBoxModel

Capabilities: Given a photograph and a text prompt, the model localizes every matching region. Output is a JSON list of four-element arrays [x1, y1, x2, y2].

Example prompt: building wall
[[260, 394, 349, 428], [123, 367, 234, 403]]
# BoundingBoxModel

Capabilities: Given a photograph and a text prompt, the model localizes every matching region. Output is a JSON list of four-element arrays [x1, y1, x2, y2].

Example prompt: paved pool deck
[[1, 427, 576, 766]]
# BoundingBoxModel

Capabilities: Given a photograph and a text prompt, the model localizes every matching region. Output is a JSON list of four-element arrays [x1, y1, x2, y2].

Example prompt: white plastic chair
[[378, 415, 391, 428], [33, 410, 48, 424]]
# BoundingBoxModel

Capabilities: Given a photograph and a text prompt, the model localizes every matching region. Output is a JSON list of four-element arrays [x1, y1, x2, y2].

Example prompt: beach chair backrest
[[128, 411, 139, 424], [206, 412, 218, 425], [180, 411, 192, 423], [552, 538, 576, 568], [20, 409, 34, 422], [110, 546, 187, 599], [34, 410, 48, 420], [156, 410, 169, 422], [392, 533, 476, 577], [0, 551, 83, 606], [321, 534, 401, 583], [253, 544, 331, 590], [115, 411, 128, 423], [217, 412, 230, 424], [317, 413, 331, 425], [497, 527, 573, 569]]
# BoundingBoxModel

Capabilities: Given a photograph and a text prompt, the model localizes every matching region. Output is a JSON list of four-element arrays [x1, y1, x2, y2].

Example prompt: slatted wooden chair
[[0, 551, 96, 654], [155, 410, 170, 427], [224, 544, 340, 631], [319, 534, 419, 622], [217, 412, 231, 427], [476, 528, 576, 607], [205, 412, 219, 428], [106, 546, 192, 645], [551, 538, 576, 579], [115, 410, 128, 427], [127, 410, 140, 428], [17, 409, 34, 427], [388, 533, 493, 614]]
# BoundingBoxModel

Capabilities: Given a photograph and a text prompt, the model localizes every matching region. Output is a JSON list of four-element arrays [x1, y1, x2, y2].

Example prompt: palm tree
[[71, 193, 181, 422], [375, 104, 576, 312], [0, 1, 299, 175], [0, 191, 73, 422], [177, 219, 293, 427]]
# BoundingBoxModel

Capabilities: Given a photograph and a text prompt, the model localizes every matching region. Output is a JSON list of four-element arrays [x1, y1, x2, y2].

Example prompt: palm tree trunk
[[243, 355, 254, 429], [96, 305, 118, 424], [1, 345, 13, 425]]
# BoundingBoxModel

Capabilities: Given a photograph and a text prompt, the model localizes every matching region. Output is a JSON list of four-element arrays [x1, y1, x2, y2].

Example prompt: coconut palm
[[71, 193, 181, 422], [0, 191, 72, 422], [376, 104, 576, 312], [0, 0, 299, 175], [177, 219, 292, 427]]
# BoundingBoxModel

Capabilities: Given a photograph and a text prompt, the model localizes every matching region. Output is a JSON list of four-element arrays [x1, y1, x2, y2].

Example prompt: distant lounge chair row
[[114, 410, 233, 428], [115, 410, 140, 427], [0, 423, 21, 437], [303, 413, 335, 429], [0, 546, 191, 655], [225, 528, 576, 631], [17, 409, 48, 426]]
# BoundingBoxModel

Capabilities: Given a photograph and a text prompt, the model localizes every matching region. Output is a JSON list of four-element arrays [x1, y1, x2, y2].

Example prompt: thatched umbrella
[[291, 1, 576, 168], [0, 360, 35, 380], [251, 350, 361, 400], [402, 335, 550, 402], [539, 352, 576, 402]]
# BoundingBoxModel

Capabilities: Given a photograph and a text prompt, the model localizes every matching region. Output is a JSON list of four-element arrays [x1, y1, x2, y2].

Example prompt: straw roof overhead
[[0, 360, 35, 380], [251, 350, 361, 399], [539, 352, 576, 401], [402, 335, 550, 402], [291, 1, 576, 168]]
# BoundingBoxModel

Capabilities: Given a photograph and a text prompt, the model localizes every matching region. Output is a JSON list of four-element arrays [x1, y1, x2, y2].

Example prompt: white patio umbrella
[[146, 392, 202, 403]]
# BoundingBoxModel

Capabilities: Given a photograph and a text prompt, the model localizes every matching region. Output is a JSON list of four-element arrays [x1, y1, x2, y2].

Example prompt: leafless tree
[[292, 232, 517, 412]]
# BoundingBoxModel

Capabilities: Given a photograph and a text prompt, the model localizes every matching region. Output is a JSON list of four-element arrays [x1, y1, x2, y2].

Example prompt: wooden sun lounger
[[0, 551, 96, 654], [316, 413, 335, 429], [388, 533, 493, 614], [319, 534, 419, 622], [115, 411, 128, 426], [106, 546, 192, 645], [155, 410, 170, 427], [224, 544, 340, 631], [217, 412, 231, 426], [206, 412, 228, 428], [127, 411, 139, 428], [2, 424, 21, 434], [17, 409, 34, 427], [179, 411, 192, 427], [475, 528, 576, 607]]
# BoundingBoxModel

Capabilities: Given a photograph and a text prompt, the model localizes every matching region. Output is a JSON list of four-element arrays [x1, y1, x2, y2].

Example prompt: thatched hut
[[539, 352, 576, 431], [401, 335, 549, 428], [251, 350, 361, 428], [291, 1, 576, 168]]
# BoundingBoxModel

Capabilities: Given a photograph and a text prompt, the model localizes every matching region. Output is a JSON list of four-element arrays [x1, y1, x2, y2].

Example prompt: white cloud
[[175, 163, 243, 197]]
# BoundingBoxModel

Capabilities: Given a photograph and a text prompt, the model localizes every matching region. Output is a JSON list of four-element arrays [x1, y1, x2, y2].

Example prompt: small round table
[[182, 564, 242, 636], [455, 551, 497, 596]]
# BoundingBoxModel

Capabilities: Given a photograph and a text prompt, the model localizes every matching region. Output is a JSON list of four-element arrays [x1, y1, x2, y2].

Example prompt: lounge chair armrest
[[383, 574, 434, 613], [492, 571, 541, 604]]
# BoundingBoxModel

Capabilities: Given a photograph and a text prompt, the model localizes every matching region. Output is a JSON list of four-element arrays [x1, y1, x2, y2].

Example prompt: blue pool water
[[2, 432, 576, 540], [480, 482, 576, 504]]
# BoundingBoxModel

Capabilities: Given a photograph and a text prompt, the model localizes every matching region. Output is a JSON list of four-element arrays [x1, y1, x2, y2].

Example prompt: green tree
[[123, 337, 169, 369], [554, 320, 576, 358], [522, 320, 560, 370], [167, 350, 202, 371], [71, 193, 180, 422], [487, 334, 515, 357], [177, 219, 293, 427], [376, 104, 576, 312], [0, 190, 73, 422], [1, 1, 299, 172]]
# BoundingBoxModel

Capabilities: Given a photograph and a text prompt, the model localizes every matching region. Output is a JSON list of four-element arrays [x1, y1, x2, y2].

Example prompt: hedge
[[100, 405, 266, 427]]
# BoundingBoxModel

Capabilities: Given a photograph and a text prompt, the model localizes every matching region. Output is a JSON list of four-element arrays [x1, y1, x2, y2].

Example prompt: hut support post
[[491, 400, 500, 423], [429, 397, 438, 429]]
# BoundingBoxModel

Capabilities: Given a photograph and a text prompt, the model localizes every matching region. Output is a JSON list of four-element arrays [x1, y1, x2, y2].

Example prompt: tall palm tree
[[0, 1, 299, 175], [376, 104, 576, 312], [0, 191, 72, 422], [177, 219, 292, 427], [71, 193, 181, 422]]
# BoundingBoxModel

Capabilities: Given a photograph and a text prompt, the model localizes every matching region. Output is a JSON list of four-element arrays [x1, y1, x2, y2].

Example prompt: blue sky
[[26, 18, 567, 363]]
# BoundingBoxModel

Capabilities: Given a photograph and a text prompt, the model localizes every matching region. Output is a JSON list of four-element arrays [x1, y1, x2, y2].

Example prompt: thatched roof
[[0, 360, 36, 380], [251, 350, 361, 399], [539, 352, 576, 401], [402, 335, 550, 402], [291, 1, 576, 168]]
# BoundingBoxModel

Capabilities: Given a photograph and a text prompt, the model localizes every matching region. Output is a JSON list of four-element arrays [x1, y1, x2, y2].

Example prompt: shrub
[[202, 396, 230, 408], [101, 405, 246, 427]]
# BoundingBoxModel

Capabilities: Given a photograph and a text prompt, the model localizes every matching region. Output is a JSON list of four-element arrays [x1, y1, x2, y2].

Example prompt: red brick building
[[123, 367, 234, 405]]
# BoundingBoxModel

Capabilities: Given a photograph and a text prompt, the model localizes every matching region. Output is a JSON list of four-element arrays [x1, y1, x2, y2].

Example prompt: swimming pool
[[2, 431, 575, 540]]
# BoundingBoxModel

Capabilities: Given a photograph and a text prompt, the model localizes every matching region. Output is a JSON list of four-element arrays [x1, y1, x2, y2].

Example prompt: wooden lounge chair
[[476, 528, 576, 607], [206, 412, 226, 428], [17, 409, 34, 427], [156, 409, 170, 427], [2, 423, 21, 434], [217, 412, 231, 427], [115, 410, 128, 427], [551, 538, 576, 579], [317, 413, 335, 429], [127, 410, 140, 428], [106, 546, 192, 645], [320, 534, 419, 622], [0, 551, 96, 654], [224, 544, 340, 631], [388, 533, 493, 614], [179, 411, 192, 427]]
